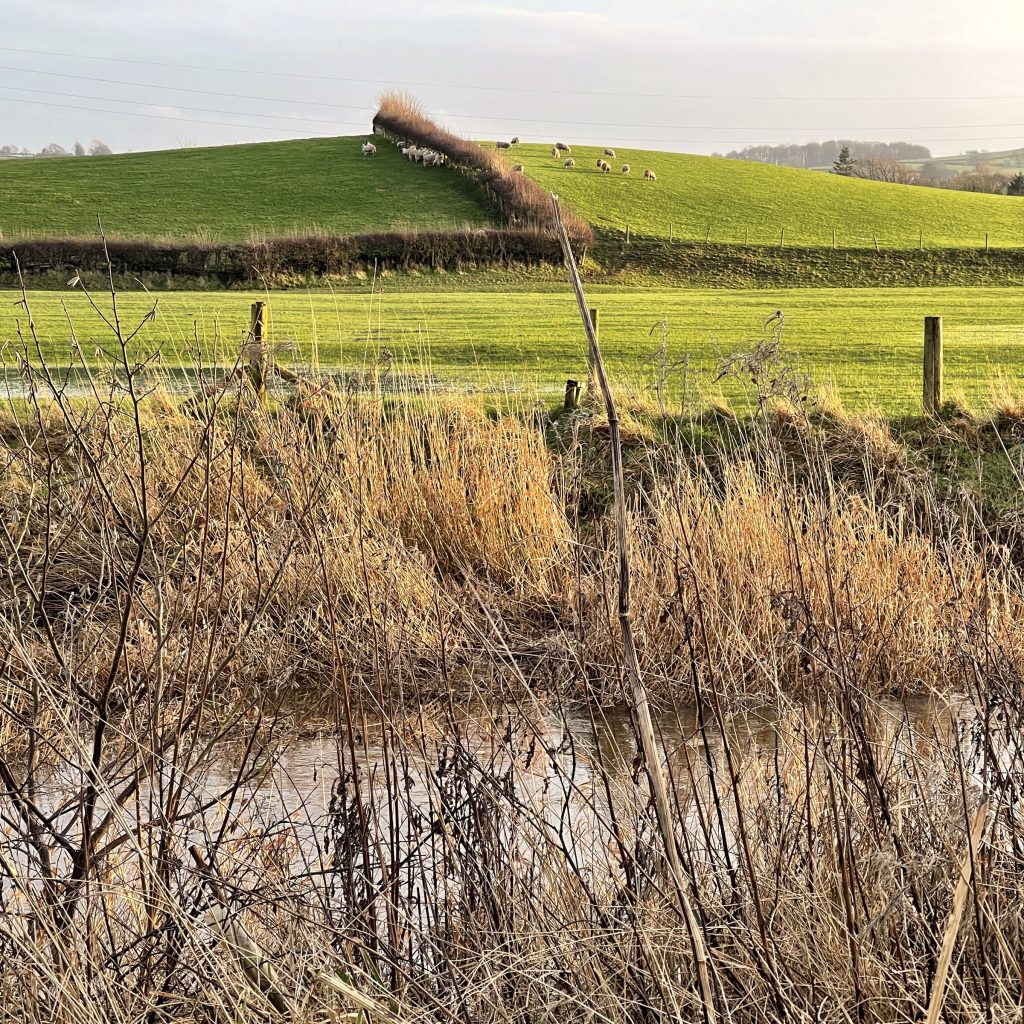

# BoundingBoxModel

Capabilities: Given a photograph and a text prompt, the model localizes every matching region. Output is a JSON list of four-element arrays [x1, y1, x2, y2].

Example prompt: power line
[[3, 44, 1024, 102], [0, 94, 337, 136], [3, 65, 1024, 136], [1, 92, 1022, 150], [0, 83, 370, 128]]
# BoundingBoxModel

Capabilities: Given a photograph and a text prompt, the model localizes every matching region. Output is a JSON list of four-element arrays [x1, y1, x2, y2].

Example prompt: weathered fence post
[[923, 316, 943, 415], [779, 226, 785, 247], [704, 224, 711, 243], [668, 222, 673, 243], [919, 227, 924, 251], [985, 232, 989, 251], [625, 223, 630, 244], [564, 378, 581, 411], [249, 301, 268, 406], [832, 227, 837, 249]]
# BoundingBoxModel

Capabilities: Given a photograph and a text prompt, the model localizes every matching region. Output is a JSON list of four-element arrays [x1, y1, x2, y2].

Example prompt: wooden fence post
[[743, 226, 749, 245], [587, 308, 599, 384], [780, 226, 785, 247], [668, 222, 673, 243], [249, 301, 268, 406], [705, 224, 711, 243], [919, 227, 924, 251], [985, 232, 989, 251], [923, 316, 943, 415], [564, 378, 581, 411], [832, 227, 836, 249], [625, 223, 630, 244]]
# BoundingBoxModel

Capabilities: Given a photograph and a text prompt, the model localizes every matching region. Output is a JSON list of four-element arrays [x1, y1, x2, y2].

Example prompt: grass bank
[[0, 135, 498, 239], [514, 142, 1024, 248], [4, 285, 1023, 415]]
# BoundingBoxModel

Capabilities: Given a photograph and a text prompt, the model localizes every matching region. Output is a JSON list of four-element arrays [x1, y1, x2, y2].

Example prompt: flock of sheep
[[361, 135, 657, 180], [361, 140, 447, 166]]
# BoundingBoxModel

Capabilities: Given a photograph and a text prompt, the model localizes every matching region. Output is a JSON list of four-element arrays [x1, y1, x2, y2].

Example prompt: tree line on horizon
[[723, 140, 932, 167], [832, 146, 1024, 196], [0, 140, 113, 159]]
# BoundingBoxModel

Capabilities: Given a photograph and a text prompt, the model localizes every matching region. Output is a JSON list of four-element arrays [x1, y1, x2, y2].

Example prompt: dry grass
[[3, 286, 1024, 1023]]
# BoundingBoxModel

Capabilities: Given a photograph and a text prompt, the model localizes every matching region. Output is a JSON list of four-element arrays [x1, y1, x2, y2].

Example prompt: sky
[[1, 0, 1023, 158]]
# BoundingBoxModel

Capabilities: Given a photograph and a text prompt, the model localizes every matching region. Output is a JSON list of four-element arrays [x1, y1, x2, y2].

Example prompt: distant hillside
[[725, 140, 931, 169], [515, 144, 1024, 248], [917, 147, 1024, 173], [0, 136, 498, 240]]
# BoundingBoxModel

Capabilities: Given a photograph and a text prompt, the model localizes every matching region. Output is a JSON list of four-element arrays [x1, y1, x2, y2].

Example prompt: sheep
[[603, 148, 616, 157], [496, 140, 512, 150], [596, 159, 611, 173], [555, 142, 570, 152], [406, 146, 420, 161], [564, 158, 575, 169], [511, 164, 524, 172], [361, 142, 377, 156], [621, 164, 630, 174], [510, 136, 520, 145], [551, 147, 560, 158], [644, 168, 657, 180]]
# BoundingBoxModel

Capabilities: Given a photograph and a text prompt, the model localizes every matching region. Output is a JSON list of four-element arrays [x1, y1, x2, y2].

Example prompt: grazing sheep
[[644, 168, 657, 180], [603, 148, 616, 157], [361, 142, 377, 156], [564, 158, 575, 169], [596, 159, 611, 173], [406, 146, 420, 161], [511, 163, 524, 172], [555, 142, 570, 152], [510, 136, 520, 144], [496, 140, 512, 149], [551, 147, 560, 158], [621, 164, 630, 174]]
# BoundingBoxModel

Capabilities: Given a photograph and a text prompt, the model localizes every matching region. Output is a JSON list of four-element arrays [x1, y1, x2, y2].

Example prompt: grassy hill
[[510, 144, 1024, 248], [0, 136, 498, 241]]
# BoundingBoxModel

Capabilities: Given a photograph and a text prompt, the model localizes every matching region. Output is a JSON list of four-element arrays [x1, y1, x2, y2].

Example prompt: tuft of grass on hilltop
[[512, 143, 1024, 248], [0, 135, 499, 240]]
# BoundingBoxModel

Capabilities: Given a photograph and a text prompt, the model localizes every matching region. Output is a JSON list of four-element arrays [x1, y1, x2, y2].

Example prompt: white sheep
[[564, 158, 575, 169], [600, 161, 611, 174], [644, 168, 657, 181], [556, 142, 570, 152], [603, 148, 616, 157], [406, 146, 420, 161], [621, 164, 630, 174], [551, 147, 559, 158], [361, 142, 377, 156]]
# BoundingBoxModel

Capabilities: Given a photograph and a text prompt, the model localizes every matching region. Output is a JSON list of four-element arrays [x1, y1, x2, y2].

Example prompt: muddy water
[[202, 696, 974, 861]]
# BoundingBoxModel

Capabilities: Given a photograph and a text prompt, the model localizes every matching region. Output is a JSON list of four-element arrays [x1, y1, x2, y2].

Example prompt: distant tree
[[38, 143, 69, 158], [852, 158, 919, 185], [833, 146, 856, 176], [1007, 172, 1024, 197], [89, 140, 112, 156], [946, 163, 1010, 194], [73, 141, 85, 157], [918, 160, 954, 183]]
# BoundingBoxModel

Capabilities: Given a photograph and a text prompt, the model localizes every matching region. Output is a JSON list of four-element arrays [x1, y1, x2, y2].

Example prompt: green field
[[4, 286, 1024, 414], [0, 136, 497, 240], [510, 144, 1024, 249]]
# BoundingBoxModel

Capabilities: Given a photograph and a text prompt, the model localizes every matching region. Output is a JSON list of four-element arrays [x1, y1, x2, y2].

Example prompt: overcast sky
[[2, 0, 1023, 157]]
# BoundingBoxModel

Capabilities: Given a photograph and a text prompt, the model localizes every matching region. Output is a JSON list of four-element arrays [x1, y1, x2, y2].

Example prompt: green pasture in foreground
[[0, 137, 496, 240], [510, 143, 1024, 249], [3, 287, 1024, 415]]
